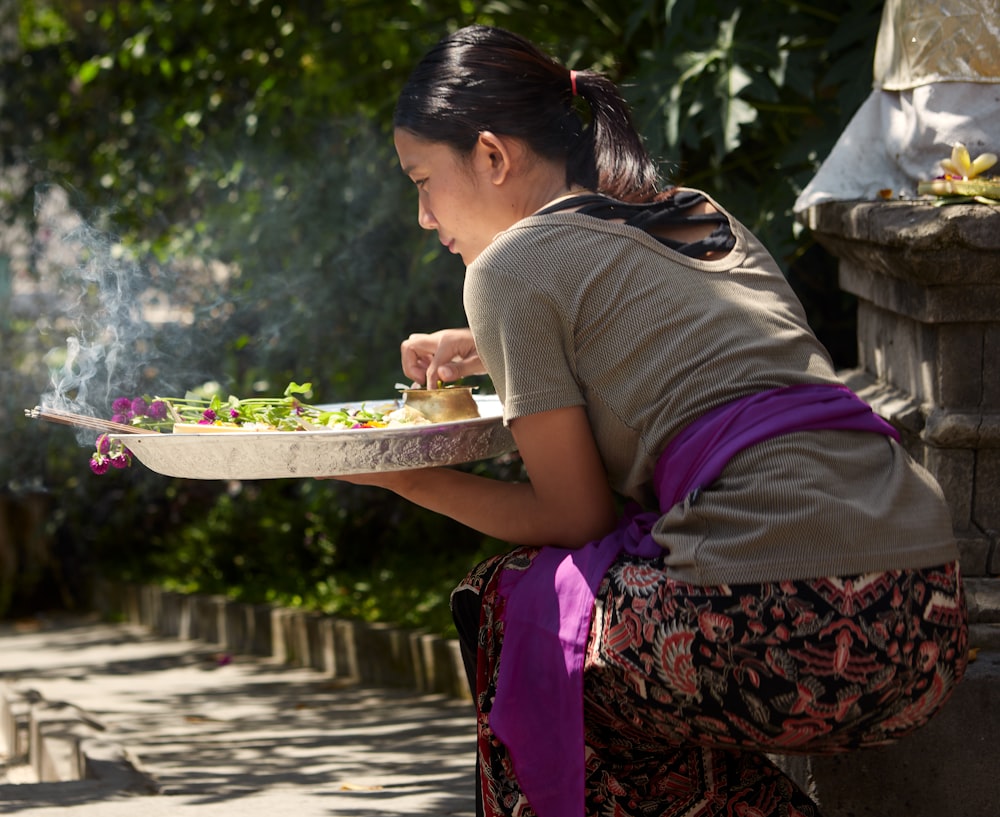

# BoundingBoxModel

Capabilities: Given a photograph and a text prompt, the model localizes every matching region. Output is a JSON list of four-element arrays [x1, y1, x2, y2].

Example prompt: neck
[[537, 188, 589, 210], [505, 154, 583, 218]]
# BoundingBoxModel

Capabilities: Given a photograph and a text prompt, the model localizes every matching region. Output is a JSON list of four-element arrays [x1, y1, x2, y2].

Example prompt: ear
[[473, 131, 515, 186]]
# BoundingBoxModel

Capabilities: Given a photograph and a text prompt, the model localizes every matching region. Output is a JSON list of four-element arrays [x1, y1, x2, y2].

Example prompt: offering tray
[[115, 394, 514, 480]]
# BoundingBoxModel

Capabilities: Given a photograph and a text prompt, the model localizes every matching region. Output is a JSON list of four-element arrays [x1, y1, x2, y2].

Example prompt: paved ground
[[0, 614, 477, 816]]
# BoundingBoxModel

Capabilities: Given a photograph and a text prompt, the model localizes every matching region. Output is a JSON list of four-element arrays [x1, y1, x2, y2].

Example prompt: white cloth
[[795, 83, 1000, 209], [794, 0, 1000, 211]]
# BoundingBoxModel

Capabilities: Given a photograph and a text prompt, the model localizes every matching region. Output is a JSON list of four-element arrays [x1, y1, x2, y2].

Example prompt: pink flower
[[147, 400, 168, 421], [90, 432, 133, 474]]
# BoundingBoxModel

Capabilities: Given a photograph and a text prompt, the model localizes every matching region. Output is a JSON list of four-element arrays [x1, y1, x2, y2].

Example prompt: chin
[[461, 244, 488, 265]]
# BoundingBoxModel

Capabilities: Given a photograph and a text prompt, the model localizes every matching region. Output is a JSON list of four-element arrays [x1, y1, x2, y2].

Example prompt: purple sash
[[489, 384, 899, 817]]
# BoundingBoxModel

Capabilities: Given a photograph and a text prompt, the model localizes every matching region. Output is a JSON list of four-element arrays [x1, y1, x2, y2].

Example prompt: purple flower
[[147, 400, 168, 421], [131, 397, 148, 416], [89, 455, 110, 475], [229, 408, 240, 420], [96, 433, 111, 455], [199, 408, 217, 425], [112, 397, 133, 414], [109, 450, 132, 469]]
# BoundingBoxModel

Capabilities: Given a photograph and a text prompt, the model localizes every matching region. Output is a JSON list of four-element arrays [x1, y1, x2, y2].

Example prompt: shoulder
[[476, 212, 663, 272]]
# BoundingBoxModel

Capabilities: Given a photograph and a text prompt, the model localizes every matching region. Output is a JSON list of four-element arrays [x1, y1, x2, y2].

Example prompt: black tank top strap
[[536, 190, 735, 258]]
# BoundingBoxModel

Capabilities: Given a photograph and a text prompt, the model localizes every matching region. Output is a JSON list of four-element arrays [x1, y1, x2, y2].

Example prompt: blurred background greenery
[[0, 0, 881, 632]]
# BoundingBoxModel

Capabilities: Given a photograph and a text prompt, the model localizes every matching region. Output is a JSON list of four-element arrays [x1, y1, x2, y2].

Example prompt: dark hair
[[393, 25, 663, 203]]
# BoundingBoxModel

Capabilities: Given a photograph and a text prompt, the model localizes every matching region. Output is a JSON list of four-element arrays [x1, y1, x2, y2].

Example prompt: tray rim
[[110, 394, 514, 480]]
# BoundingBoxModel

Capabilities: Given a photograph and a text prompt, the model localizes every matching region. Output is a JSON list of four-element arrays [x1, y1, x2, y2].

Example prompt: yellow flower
[[940, 143, 997, 180]]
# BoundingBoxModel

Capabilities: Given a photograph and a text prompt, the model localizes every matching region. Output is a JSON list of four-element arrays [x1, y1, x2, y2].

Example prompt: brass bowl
[[402, 387, 480, 423]]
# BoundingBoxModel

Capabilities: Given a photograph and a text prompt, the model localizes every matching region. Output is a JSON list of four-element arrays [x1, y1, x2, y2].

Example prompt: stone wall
[[99, 582, 472, 702], [803, 200, 999, 637], [796, 200, 1000, 817]]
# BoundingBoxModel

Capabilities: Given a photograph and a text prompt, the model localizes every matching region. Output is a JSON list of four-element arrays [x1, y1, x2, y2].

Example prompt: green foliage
[[147, 476, 510, 636], [0, 0, 882, 629], [615, 0, 883, 359], [621, 0, 882, 261]]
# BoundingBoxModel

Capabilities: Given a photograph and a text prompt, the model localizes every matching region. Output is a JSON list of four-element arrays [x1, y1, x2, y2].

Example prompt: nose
[[418, 200, 437, 231]]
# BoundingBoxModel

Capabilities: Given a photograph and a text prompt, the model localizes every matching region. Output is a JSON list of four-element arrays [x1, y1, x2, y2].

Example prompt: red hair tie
[[569, 69, 578, 97]]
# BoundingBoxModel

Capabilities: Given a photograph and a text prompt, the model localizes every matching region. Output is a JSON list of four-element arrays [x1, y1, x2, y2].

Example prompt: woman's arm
[[335, 404, 617, 548]]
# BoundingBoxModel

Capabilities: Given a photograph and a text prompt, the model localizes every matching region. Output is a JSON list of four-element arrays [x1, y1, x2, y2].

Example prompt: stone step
[[0, 682, 148, 789], [100, 582, 472, 701]]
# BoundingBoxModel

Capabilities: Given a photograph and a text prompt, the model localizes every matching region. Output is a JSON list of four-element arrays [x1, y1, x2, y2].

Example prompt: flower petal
[[970, 152, 998, 178], [940, 158, 962, 177], [951, 142, 972, 176]]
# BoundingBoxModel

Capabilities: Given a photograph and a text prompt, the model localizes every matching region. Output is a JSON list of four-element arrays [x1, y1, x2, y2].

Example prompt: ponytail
[[567, 70, 663, 203], [394, 25, 664, 204]]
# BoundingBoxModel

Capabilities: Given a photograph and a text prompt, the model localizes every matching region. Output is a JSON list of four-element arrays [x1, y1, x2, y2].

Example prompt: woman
[[341, 25, 968, 817]]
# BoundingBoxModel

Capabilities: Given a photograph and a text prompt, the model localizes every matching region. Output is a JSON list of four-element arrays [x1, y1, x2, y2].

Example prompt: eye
[[414, 177, 428, 190]]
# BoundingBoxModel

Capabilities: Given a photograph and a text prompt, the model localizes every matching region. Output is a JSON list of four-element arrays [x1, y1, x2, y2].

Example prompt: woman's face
[[394, 128, 512, 266]]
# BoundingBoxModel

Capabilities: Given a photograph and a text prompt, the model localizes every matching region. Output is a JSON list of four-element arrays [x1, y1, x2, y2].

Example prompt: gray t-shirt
[[464, 193, 957, 584]]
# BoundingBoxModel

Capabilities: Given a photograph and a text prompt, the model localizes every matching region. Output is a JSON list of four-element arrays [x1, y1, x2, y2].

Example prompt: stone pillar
[[797, 200, 1000, 817], [801, 201, 998, 579]]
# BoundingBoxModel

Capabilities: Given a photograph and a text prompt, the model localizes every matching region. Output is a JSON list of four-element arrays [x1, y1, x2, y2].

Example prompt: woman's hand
[[401, 328, 485, 387]]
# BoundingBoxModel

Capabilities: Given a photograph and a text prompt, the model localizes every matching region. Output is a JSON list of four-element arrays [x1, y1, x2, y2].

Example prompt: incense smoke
[[34, 187, 217, 441]]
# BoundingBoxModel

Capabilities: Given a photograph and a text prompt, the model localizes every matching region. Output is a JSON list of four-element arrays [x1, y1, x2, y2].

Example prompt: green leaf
[[77, 60, 101, 86], [284, 382, 312, 398]]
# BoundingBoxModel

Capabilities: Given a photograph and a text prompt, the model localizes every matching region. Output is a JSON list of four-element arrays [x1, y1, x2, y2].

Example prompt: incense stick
[[24, 406, 156, 435]]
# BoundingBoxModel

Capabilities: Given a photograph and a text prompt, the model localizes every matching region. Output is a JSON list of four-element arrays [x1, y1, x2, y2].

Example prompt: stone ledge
[[1, 681, 154, 791], [840, 367, 1000, 448], [29, 700, 85, 783], [840, 366, 1000, 581], [0, 685, 29, 765], [838, 260, 1000, 323], [800, 200, 1000, 285], [99, 582, 472, 703], [970, 623, 1000, 650], [966, 577, 1000, 624]]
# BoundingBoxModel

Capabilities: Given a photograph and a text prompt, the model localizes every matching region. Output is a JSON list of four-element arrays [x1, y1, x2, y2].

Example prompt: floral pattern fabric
[[454, 550, 968, 817]]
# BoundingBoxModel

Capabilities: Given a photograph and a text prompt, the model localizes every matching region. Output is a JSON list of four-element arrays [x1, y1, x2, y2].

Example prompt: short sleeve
[[464, 247, 585, 423]]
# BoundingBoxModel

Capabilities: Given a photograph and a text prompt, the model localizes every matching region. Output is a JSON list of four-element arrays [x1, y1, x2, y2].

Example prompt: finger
[[426, 354, 459, 388], [404, 361, 430, 386], [401, 338, 432, 384]]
